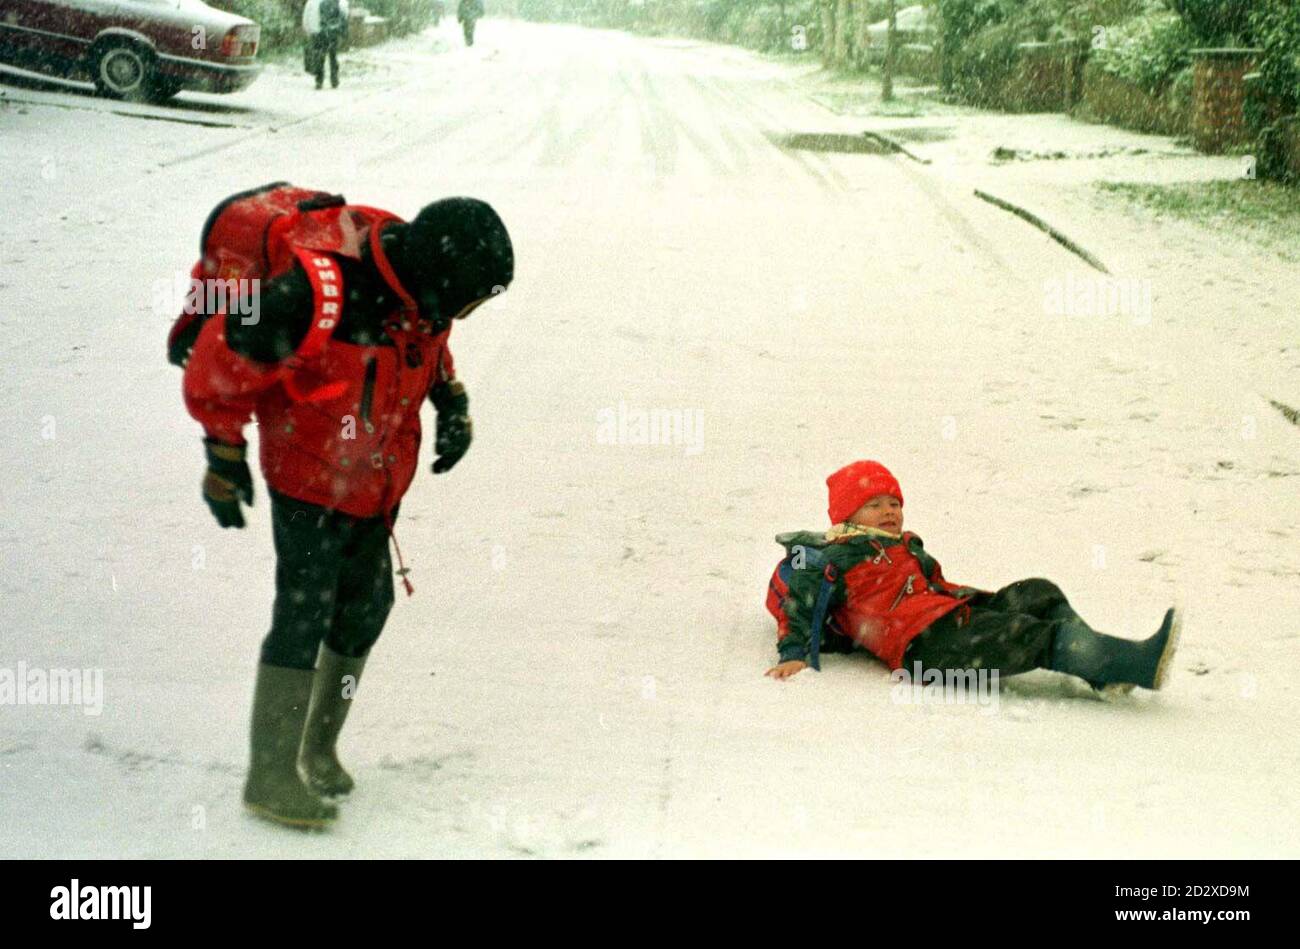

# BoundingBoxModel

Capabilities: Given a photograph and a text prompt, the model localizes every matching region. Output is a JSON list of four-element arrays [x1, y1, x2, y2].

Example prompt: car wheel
[[92, 41, 155, 101]]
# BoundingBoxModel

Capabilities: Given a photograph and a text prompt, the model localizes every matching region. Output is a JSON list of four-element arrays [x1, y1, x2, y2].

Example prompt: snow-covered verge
[[1, 20, 1297, 858]]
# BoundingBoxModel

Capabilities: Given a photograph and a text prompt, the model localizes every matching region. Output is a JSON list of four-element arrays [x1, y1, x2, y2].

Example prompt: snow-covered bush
[[1091, 7, 1195, 92], [1167, 0, 1256, 45], [208, 0, 299, 52], [353, 0, 441, 35], [709, 1, 819, 53], [947, 18, 1021, 102], [1250, 0, 1300, 110], [933, 0, 1151, 93]]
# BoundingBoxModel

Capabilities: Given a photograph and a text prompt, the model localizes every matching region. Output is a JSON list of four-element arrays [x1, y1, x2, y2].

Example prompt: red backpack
[[166, 182, 417, 402]]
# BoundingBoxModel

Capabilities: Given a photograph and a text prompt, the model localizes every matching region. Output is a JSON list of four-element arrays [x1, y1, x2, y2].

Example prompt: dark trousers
[[902, 578, 1068, 677], [312, 34, 340, 87], [462, 18, 477, 46], [260, 490, 395, 669]]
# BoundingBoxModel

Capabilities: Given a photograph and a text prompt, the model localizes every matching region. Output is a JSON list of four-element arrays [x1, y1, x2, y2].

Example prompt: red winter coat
[[182, 215, 453, 519], [774, 530, 985, 670]]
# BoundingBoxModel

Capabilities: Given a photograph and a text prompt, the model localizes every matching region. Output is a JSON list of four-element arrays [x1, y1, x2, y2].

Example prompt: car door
[[0, 0, 119, 74], [110, 0, 189, 59]]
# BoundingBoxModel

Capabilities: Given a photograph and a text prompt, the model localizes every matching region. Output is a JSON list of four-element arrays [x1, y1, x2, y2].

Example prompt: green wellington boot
[[243, 663, 338, 829], [300, 644, 368, 799], [1048, 606, 1182, 693]]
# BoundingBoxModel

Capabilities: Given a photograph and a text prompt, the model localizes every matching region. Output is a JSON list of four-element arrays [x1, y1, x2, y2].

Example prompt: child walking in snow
[[765, 460, 1180, 693]]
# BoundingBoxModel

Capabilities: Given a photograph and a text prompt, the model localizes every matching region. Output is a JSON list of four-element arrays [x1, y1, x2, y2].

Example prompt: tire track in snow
[[537, 81, 627, 169], [691, 67, 1016, 278], [638, 63, 736, 180], [683, 72, 844, 197], [466, 58, 568, 168], [699, 73, 857, 192], [620, 61, 677, 183]]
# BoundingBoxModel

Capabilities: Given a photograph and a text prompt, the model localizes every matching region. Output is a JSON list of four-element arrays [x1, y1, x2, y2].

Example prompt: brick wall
[[1191, 48, 1259, 153]]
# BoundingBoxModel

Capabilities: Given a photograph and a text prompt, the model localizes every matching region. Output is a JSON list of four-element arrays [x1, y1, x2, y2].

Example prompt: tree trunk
[[833, 0, 851, 66], [821, 0, 837, 67], [882, 0, 897, 101]]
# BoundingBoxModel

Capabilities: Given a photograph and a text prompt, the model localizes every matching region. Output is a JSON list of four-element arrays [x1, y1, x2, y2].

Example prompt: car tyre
[[92, 40, 157, 102]]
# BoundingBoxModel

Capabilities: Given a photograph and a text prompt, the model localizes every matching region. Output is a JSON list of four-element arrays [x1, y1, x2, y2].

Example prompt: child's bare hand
[[765, 660, 808, 680]]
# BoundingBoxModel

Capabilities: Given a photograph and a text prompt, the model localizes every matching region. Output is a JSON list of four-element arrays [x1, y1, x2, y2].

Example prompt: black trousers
[[260, 490, 396, 670], [902, 578, 1068, 677], [312, 34, 340, 87]]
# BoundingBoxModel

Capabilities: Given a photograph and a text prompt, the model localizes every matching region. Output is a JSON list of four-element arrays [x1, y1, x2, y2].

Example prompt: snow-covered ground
[[1, 18, 1298, 858]]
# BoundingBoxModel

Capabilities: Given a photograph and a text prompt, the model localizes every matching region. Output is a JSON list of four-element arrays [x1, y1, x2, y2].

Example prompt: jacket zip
[[888, 573, 915, 611], [360, 355, 377, 434]]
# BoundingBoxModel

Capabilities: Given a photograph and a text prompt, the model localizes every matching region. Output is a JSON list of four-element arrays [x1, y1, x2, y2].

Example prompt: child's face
[[849, 494, 903, 534]]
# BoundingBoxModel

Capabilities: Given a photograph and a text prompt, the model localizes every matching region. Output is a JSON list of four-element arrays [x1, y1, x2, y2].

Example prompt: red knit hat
[[826, 460, 903, 525]]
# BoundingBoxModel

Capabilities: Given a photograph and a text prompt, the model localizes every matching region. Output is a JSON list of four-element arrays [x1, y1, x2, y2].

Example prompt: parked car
[[0, 0, 262, 102], [862, 4, 936, 64]]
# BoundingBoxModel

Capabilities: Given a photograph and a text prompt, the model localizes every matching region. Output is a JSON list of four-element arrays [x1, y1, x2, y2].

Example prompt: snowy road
[[2, 18, 1298, 858]]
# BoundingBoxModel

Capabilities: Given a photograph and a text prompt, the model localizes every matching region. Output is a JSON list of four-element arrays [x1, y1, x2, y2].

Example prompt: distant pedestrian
[[457, 0, 484, 47], [303, 0, 349, 89]]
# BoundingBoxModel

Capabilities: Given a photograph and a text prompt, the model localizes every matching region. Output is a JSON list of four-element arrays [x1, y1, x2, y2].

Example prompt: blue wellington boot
[[1048, 607, 1181, 692]]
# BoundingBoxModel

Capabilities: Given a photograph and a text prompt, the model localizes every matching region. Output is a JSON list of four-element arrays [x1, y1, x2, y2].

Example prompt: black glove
[[202, 438, 254, 528], [429, 379, 472, 474]]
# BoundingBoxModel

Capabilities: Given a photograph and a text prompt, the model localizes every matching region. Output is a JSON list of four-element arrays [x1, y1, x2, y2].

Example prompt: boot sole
[[243, 800, 336, 831], [307, 782, 353, 800], [1150, 608, 1183, 691], [1096, 682, 1136, 699]]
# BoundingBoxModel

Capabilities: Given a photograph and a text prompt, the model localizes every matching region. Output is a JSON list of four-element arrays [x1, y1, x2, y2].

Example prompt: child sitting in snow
[[765, 460, 1180, 693]]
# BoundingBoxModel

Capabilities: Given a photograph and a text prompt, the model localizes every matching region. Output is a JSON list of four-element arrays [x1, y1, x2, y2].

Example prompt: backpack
[[167, 182, 412, 403], [764, 534, 853, 671]]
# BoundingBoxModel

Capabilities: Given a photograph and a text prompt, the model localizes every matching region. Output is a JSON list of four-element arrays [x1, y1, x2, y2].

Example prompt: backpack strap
[[789, 544, 836, 673], [807, 561, 838, 672], [278, 248, 349, 403], [365, 216, 419, 321]]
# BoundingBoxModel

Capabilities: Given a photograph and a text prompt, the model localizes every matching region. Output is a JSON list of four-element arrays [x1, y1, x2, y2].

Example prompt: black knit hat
[[400, 197, 513, 323]]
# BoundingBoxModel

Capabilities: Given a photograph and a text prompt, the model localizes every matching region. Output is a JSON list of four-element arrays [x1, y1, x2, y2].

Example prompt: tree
[[1167, 0, 1256, 45], [882, 0, 897, 101], [933, 0, 1006, 92]]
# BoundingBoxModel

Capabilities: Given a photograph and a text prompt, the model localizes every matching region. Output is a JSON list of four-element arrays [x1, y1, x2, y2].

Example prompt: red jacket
[[182, 215, 453, 519], [836, 534, 974, 669], [774, 530, 983, 670]]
